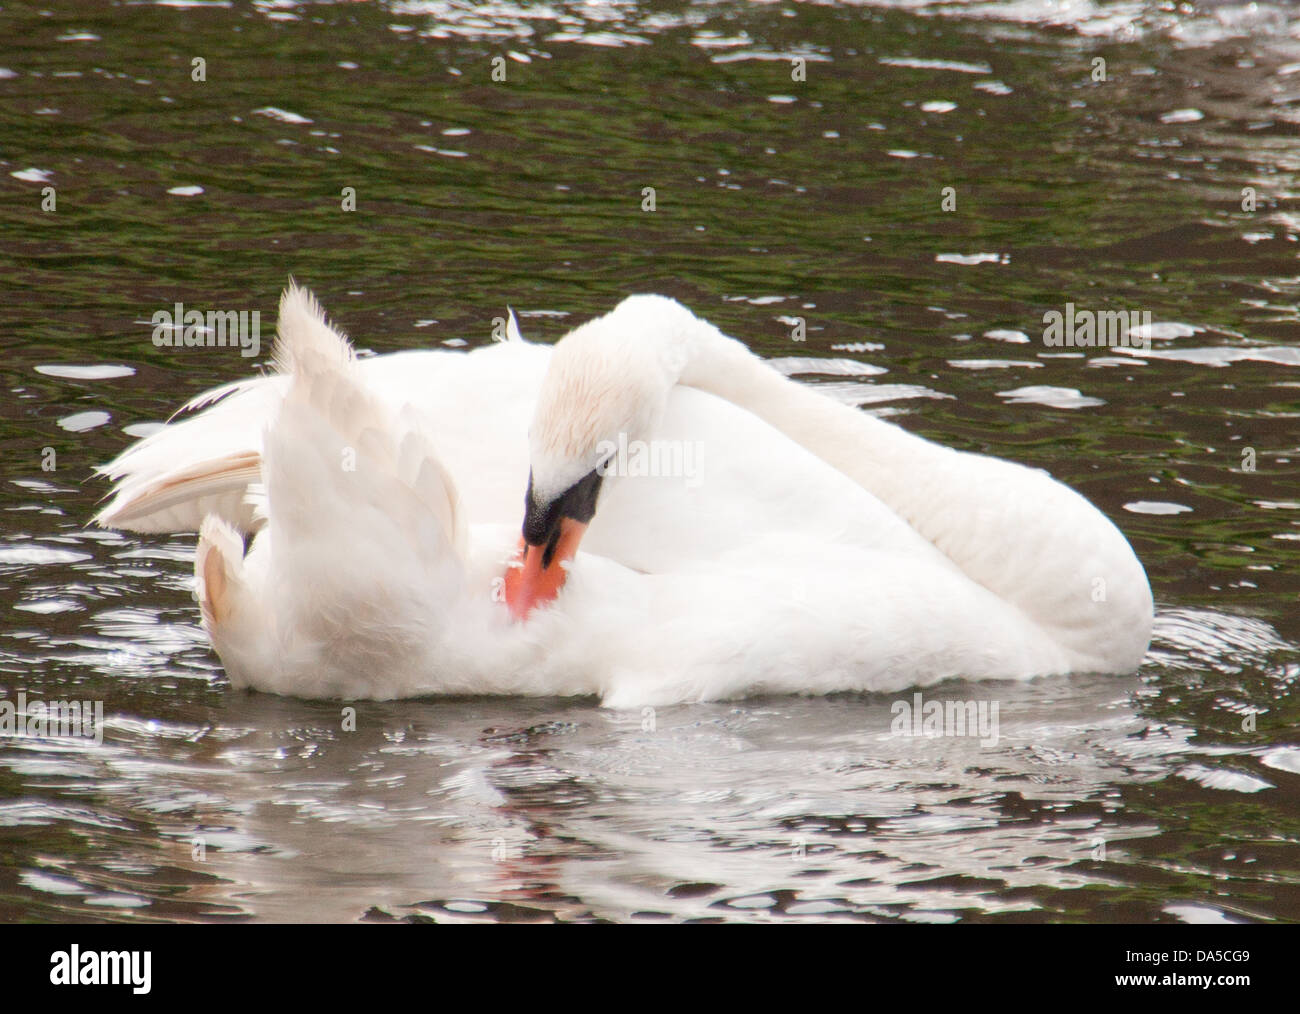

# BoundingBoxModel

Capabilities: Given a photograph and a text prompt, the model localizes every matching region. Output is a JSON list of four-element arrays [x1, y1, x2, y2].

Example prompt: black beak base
[[523, 468, 605, 568]]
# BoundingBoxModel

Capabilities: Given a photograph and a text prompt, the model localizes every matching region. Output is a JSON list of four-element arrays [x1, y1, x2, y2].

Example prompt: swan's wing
[[256, 347, 469, 611], [351, 341, 550, 528], [94, 379, 283, 533], [595, 536, 1076, 709], [95, 290, 546, 535], [196, 286, 471, 698], [97, 285, 350, 533]]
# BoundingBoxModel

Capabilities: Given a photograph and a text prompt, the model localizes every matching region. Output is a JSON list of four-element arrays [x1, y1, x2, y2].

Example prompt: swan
[[95, 285, 1154, 705]]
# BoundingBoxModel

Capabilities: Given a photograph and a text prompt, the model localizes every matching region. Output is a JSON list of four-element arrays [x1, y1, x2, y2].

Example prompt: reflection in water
[[1, 0, 1298, 922]]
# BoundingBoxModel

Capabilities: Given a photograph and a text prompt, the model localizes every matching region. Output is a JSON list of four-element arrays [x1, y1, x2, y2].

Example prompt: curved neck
[[674, 320, 937, 509], [602, 295, 949, 518]]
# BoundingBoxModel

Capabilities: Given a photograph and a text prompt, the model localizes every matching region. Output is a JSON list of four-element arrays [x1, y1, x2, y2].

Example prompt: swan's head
[[505, 297, 690, 619]]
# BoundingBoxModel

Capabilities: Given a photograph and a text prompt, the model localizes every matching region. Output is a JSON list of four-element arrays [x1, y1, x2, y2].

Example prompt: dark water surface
[[1, 0, 1298, 922]]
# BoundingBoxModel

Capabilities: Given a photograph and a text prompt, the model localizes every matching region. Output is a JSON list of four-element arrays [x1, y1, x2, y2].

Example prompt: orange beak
[[503, 519, 588, 621]]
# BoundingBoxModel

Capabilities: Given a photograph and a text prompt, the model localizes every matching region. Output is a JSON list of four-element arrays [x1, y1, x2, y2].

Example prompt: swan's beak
[[504, 468, 603, 620], [504, 519, 587, 620], [505, 467, 603, 621]]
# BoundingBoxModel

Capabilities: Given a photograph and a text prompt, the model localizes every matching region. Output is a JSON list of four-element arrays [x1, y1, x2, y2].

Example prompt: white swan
[[96, 285, 1154, 705]]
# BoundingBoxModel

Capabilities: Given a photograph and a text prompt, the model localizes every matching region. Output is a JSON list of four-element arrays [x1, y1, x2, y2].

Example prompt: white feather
[[111, 284, 1154, 704]]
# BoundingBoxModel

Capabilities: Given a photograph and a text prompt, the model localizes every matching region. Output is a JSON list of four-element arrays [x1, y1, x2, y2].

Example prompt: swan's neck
[[616, 295, 952, 521], [675, 323, 934, 511]]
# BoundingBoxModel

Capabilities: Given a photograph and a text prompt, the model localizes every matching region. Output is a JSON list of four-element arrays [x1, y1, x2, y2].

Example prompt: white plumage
[[95, 284, 1154, 705]]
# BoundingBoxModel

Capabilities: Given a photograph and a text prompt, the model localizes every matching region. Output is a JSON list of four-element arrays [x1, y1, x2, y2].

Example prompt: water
[[1, 0, 1298, 922]]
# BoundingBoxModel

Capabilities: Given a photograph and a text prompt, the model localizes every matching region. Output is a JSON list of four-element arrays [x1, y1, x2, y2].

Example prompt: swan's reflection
[[98, 672, 1172, 922]]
